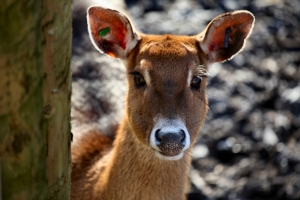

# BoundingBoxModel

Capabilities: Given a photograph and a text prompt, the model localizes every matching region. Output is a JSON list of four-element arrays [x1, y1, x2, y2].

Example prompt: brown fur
[[71, 7, 254, 200], [71, 132, 113, 200]]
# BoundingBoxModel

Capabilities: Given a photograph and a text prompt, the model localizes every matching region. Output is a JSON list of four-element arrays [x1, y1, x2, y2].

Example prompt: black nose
[[155, 129, 186, 156]]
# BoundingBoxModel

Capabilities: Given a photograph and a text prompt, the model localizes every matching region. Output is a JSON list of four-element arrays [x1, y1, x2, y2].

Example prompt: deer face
[[87, 7, 254, 160], [125, 36, 209, 160]]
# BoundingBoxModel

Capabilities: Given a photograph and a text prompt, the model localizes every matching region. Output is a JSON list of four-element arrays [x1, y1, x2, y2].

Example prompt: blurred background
[[71, 0, 300, 199]]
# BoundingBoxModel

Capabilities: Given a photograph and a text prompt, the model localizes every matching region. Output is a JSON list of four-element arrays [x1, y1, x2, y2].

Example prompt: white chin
[[154, 151, 184, 161]]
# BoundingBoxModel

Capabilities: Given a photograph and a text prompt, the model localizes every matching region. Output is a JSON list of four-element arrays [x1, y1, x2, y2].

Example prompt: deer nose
[[150, 118, 191, 160], [154, 129, 186, 156], [155, 129, 186, 146]]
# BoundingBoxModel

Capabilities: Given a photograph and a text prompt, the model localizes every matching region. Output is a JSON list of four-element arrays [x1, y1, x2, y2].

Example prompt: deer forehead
[[138, 35, 199, 58], [131, 35, 202, 87]]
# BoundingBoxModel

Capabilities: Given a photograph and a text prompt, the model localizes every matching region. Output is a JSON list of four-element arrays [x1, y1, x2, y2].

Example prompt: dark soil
[[71, 0, 300, 199]]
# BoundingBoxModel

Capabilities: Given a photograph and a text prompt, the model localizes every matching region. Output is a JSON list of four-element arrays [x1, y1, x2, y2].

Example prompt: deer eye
[[191, 76, 202, 90], [132, 72, 146, 88]]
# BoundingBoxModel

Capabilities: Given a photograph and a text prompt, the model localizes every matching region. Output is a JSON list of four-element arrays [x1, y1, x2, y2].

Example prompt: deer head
[[87, 7, 254, 160]]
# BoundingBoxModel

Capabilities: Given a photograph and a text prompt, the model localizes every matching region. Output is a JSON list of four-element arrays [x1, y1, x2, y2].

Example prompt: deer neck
[[95, 116, 191, 200]]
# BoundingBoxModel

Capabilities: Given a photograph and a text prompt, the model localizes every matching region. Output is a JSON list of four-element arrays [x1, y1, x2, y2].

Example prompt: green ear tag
[[99, 27, 110, 37]]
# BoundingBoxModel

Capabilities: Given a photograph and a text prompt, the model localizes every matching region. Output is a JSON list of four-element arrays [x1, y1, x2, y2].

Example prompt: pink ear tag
[[99, 27, 110, 37]]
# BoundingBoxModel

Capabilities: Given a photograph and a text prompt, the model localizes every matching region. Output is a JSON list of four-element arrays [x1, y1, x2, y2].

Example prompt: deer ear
[[199, 10, 254, 63], [87, 6, 138, 58]]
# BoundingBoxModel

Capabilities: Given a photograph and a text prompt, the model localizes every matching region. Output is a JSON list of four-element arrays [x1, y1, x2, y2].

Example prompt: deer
[[71, 6, 254, 200]]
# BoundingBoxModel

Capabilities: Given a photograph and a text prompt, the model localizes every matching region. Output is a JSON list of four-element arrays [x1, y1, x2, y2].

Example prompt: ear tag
[[224, 28, 231, 48], [99, 27, 110, 37]]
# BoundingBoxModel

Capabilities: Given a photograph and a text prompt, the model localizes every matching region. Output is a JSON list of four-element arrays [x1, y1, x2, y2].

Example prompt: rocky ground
[[71, 0, 300, 199]]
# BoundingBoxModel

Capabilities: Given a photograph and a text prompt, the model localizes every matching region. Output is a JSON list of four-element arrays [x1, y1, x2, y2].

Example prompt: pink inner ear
[[201, 11, 254, 63], [206, 11, 254, 53], [207, 20, 236, 52], [110, 23, 127, 50], [88, 7, 134, 57]]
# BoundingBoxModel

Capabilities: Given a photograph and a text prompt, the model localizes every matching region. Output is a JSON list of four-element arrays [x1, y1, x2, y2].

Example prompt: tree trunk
[[0, 0, 72, 199]]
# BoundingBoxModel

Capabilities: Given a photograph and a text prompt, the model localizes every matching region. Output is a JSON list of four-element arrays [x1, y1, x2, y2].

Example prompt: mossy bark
[[0, 0, 72, 199]]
